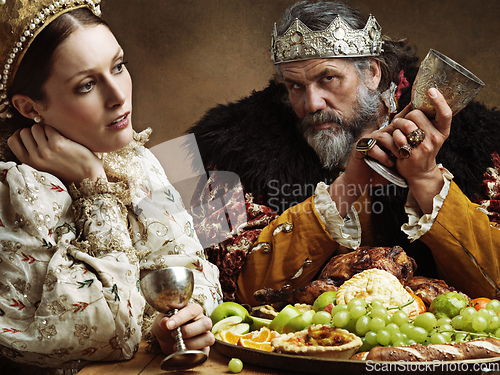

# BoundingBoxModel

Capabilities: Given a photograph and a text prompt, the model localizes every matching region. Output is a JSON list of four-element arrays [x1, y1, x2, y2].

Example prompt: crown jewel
[[271, 15, 383, 65], [0, 0, 102, 119]]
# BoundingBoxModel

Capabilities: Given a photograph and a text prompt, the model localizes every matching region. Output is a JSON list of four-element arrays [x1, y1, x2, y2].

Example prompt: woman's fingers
[[181, 332, 215, 351], [166, 303, 205, 330], [172, 315, 213, 340], [154, 303, 214, 353], [7, 129, 29, 161]]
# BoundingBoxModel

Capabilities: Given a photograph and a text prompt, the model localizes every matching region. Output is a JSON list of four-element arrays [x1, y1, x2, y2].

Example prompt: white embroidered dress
[[0, 130, 222, 369]]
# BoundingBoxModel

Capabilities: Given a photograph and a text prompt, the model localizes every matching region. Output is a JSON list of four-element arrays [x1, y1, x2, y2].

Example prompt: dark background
[[101, 0, 500, 147]]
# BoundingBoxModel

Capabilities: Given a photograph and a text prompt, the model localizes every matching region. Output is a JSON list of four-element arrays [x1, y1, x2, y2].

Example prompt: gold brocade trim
[[69, 188, 139, 262], [96, 129, 151, 197], [69, 129, 152, 205], [69, 176, 131, 205], [73, 234, 139, 263]]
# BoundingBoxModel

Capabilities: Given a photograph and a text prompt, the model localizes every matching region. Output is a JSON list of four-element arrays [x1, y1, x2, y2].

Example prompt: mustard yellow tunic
[[237, 180, 500, 305]]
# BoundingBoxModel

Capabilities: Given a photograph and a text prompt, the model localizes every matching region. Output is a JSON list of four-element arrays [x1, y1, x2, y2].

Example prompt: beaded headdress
[[271, 15, 383, 64], [0, 0, 102, 120]]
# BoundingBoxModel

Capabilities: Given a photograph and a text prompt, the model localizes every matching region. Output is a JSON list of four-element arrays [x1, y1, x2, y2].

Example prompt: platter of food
[[211, 247, 500, 374], [214, 338, 500, 375]]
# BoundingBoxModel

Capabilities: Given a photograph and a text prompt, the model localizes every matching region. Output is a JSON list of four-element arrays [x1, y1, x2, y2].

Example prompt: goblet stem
[[169, 309, 188, 352]]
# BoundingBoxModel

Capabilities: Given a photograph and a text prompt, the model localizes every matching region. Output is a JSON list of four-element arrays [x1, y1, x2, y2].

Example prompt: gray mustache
[[302, 110, 342, 127]]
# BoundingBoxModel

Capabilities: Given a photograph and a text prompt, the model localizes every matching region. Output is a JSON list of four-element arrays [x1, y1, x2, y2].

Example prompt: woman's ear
[[366, 59, 382, 91], [11, 94, 41, 120]]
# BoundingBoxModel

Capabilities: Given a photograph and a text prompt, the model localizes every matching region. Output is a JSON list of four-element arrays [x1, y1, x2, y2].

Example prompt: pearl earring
[[34, 115, 42, 123]]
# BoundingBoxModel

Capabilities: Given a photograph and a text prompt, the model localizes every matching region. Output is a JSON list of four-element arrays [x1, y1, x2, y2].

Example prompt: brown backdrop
[[101, 0, 500, 147]]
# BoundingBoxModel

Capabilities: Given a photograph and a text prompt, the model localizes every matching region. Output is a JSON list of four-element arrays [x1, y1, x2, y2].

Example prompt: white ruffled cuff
[[314, 182, 361, 249], [402, 165, 454, 241]]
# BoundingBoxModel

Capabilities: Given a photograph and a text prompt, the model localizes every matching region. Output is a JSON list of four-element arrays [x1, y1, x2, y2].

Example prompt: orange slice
[[239, 338, 274, 352], [219, 330, 244, 345], [239, 331, 257, 340], [249, 326, 272, 343]]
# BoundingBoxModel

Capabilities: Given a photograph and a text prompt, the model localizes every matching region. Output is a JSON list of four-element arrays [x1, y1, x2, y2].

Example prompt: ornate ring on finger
[[398, 144, 412, 159], [406, 128, 425, 147], [356, 138, 377, 156]]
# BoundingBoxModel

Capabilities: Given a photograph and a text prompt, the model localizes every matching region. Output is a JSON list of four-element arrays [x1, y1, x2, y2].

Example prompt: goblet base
[[364, 157, 407, 188], [160, 349, 208, 371]]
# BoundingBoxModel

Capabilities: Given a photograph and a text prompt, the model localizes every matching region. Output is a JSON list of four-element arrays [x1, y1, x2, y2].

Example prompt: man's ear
[[11, 94, 41, 120], [366, 59, 382, 91]]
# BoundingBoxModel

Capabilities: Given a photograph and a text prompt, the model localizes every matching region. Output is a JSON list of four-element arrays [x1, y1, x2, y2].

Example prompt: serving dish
[[214, 339, 500, 375]]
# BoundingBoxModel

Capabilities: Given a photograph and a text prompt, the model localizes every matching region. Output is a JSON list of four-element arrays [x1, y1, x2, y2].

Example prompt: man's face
[[281, 58, 364, 124], [280, 58, 381, 169]]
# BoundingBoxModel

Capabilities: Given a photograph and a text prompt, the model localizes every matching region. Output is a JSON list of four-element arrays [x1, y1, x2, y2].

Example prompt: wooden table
[[77, 340, 290, 375]]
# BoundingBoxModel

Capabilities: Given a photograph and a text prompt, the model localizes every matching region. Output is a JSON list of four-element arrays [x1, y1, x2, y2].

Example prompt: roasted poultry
[[254, 246, 417, 305], [404, 275, 471, 307], [317, 245, 416, 283], [253, 278, 338, 306]]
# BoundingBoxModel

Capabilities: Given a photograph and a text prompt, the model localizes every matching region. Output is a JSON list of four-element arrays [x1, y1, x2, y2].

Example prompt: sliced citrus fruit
[[249, 326, 272, 343], [219, 330, 243, 345], [239, 331, 257, 340], [239, 338, 274, 351]]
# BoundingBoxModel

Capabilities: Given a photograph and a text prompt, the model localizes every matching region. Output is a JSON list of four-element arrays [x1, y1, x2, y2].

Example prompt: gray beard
[[299, 83, 381, 170]]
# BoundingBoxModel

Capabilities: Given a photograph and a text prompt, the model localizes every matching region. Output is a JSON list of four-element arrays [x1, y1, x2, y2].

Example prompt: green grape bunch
[[326, 296, 500, 352]]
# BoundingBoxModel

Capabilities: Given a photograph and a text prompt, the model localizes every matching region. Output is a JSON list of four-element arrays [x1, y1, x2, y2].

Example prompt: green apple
[[211, 315, 244, 335], [210, 302, 250, 325], [249, 316, 272, 331], [312, 291, 337, 312], [224, 322, 251, 335], [269, 305, 301, 333], [282, 309, 315, 334]]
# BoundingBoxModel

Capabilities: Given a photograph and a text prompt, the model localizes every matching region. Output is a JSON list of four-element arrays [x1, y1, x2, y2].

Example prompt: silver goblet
[[364, 49, 485, 187], [140, 267, 208, 371]]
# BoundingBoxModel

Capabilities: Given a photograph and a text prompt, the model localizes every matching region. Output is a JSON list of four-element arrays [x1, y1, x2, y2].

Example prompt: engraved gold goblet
[[364, 49, 484, 188]]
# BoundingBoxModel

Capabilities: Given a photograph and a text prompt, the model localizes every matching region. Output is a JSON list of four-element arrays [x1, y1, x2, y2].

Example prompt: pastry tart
[[271, 324, 362, 359]]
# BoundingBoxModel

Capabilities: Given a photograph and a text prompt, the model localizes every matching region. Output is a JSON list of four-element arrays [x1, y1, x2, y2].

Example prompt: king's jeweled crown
[[0, 0, 102, 120], [271, 15, 383, 65]]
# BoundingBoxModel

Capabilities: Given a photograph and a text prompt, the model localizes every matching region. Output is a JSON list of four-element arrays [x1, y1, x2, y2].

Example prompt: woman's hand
[[152, 303, 215, 356], [7, 124, 105, 184]]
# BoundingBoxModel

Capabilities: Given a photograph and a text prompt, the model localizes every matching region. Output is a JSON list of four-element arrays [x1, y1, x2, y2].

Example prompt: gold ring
[[356, 138, 377, 156], [407, 129, 425, 147], [398, 144, 412, 158]]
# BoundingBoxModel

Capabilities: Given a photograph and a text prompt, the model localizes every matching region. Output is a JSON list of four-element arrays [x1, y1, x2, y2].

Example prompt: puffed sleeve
[[420, 181, 500, 299], [130, 147, 222, 316], [0, 162, 145, 369]]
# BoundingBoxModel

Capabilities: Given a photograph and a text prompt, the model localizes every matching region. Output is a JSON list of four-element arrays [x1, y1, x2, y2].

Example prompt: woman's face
[[35, 24, 133, 153]]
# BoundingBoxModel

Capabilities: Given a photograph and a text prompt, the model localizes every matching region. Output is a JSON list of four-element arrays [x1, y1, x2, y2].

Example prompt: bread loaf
[[350, 338, 500, 362]]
